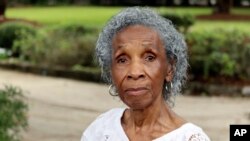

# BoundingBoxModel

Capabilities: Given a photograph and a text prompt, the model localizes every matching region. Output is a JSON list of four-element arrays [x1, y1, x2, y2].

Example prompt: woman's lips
[[125, 87, 148, 96]]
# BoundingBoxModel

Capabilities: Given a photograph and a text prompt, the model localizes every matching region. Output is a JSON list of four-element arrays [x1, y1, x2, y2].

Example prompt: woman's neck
[[128, 99, 169, 128], [121, 97, 186, 140]]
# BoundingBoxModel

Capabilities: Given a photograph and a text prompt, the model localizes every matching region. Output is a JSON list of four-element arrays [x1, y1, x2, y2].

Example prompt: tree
[[166, 0, 174, 6], [233, 0, 241, 7], [213, 0, 233, 14], [181, 0, 190, 6], [0, 0, 7, 19]]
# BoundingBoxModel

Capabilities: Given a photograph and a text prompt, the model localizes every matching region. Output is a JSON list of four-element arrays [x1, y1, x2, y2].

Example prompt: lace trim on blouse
[[188, 133, 209, 141]]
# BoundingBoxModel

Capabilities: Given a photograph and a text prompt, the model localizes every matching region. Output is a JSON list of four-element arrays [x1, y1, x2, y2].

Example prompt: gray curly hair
[[96, 7, 188, 105]]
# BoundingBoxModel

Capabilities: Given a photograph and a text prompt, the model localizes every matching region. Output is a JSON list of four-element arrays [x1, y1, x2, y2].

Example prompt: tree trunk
[[181, 0, 189, 6], [213, 0, 232, 14], [0, 0, 7, 19], [233, 0, 241, 7], [146, 0, 157, 6], [166, 0, 174, 6]]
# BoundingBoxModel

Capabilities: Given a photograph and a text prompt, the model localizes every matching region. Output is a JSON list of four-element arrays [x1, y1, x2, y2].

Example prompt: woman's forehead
[[113, 25, 163, 44]]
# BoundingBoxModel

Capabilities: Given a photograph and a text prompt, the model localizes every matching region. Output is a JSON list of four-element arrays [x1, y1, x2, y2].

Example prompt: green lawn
[[6, 6, 250, 30], [191, 20, 250, 31], [6, 6, 123, 27], [158, 7, 212, 15]]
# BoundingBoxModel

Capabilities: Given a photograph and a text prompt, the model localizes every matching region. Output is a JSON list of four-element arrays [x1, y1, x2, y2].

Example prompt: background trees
[[213, 0, 232, 14], [0, 0, 7, 19]]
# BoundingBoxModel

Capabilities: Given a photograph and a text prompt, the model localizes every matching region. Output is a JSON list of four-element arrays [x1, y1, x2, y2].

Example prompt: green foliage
[[72, 64, 101, 74], [187, 28, 250, 79], [9, 0, 76, 6], [0, 53, 8, 60], [47, 23, 98, 36], [14, 25, 98, 68], [0, 85, 28, 141], [0, 22, 37, 56], [0, 48, 9, 60], [161, 13, 195, 33]]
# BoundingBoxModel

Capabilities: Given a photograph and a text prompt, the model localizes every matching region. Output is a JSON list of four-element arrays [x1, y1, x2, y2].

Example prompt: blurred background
[[0, 0, 250, 141]]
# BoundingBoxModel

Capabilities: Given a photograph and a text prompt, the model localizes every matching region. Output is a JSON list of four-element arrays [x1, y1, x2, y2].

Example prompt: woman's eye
[[117, 57, 127, 64], [145, 55, 156, 62]]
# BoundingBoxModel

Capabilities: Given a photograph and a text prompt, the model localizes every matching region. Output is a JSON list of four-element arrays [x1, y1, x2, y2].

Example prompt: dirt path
[[0, 68, 249, 141]]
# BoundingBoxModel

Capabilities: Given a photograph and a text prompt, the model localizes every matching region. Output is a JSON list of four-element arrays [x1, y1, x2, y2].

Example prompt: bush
[[47, 23, 98, 36], [186, 28, 250, 80], [0, 22, 38, 56], [161, 13, 195, 33], [0, 48, 10, 60], [14, 26, 98, 68], [0, 85, 28, 141]]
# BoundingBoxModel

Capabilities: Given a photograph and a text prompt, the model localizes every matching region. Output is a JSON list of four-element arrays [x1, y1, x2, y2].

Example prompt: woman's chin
[[119, 91, 156, 110], [124, 99, 152, 110]]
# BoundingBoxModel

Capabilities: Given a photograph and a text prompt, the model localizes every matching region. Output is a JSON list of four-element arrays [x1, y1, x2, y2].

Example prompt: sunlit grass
[[6, 6, 123, 26], [157, 7, 212, 16], [5, 6, 250, 30]]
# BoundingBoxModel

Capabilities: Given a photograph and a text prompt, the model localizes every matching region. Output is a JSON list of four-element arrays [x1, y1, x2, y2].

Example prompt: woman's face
[[111, 25, 173, 109]]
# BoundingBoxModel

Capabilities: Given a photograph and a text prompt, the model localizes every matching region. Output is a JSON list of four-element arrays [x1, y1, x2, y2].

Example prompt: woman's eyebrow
[[113, 44, 126, 56], [142, 42, 159, 51], [114, 44, 127, 49], [141, 42, 153, 47]]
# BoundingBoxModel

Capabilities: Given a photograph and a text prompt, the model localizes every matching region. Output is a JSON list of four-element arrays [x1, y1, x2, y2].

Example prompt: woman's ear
[[165, 64, 174, 82], [165, 54, 176, 82]]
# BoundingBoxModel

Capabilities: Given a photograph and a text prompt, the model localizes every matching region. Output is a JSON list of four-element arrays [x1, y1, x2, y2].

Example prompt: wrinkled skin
[[111, 25, 172, 109], [111, 25, 185, 141]]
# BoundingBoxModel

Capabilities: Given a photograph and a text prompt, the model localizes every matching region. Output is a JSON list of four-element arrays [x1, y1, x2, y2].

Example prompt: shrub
[[0, 48, 10, 60], [47, 23, 98, 36], [0, 22, 38, 57], [0, 85, 28, 141], [186, 28, 250, 80], [14, 27, 98, 68], [161, 13, 195, 33]]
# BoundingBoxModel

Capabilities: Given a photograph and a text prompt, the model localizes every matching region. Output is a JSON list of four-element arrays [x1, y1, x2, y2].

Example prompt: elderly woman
[[81, 7, 210, 141]]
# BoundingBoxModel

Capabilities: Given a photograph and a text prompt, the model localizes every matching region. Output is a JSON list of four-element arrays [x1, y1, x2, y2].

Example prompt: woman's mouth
[[125, 87, 148, 96]]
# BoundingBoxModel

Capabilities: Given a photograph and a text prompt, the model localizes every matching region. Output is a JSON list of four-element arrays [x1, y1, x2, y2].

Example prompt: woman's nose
[[127, 61, 145, 80]]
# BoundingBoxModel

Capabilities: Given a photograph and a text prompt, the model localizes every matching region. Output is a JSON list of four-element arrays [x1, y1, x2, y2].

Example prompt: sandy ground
[[0, 68, 249, 141]]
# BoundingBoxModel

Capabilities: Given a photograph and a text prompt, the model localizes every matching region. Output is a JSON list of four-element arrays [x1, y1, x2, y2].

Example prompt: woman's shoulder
[[86, 107, 125, 129], [181, 123, 210, 141], [155, 123, 210, 141], [81, 108, 126, 141], [171, 123, 210, 141], [93, 108, 125, 124]]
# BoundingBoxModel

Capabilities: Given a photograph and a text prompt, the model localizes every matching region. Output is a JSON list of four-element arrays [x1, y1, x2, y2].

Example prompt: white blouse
[[81, 108, 210, 141]]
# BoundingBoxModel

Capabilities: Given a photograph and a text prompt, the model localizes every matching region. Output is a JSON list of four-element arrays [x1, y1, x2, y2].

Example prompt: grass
[[158, 7, 250, 31], [191, 21, 250, 31], [232, 8, 250, 15], [6, 6, 123, 27], [5, 6, 250, 30], [158, 7, 212, 16]]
